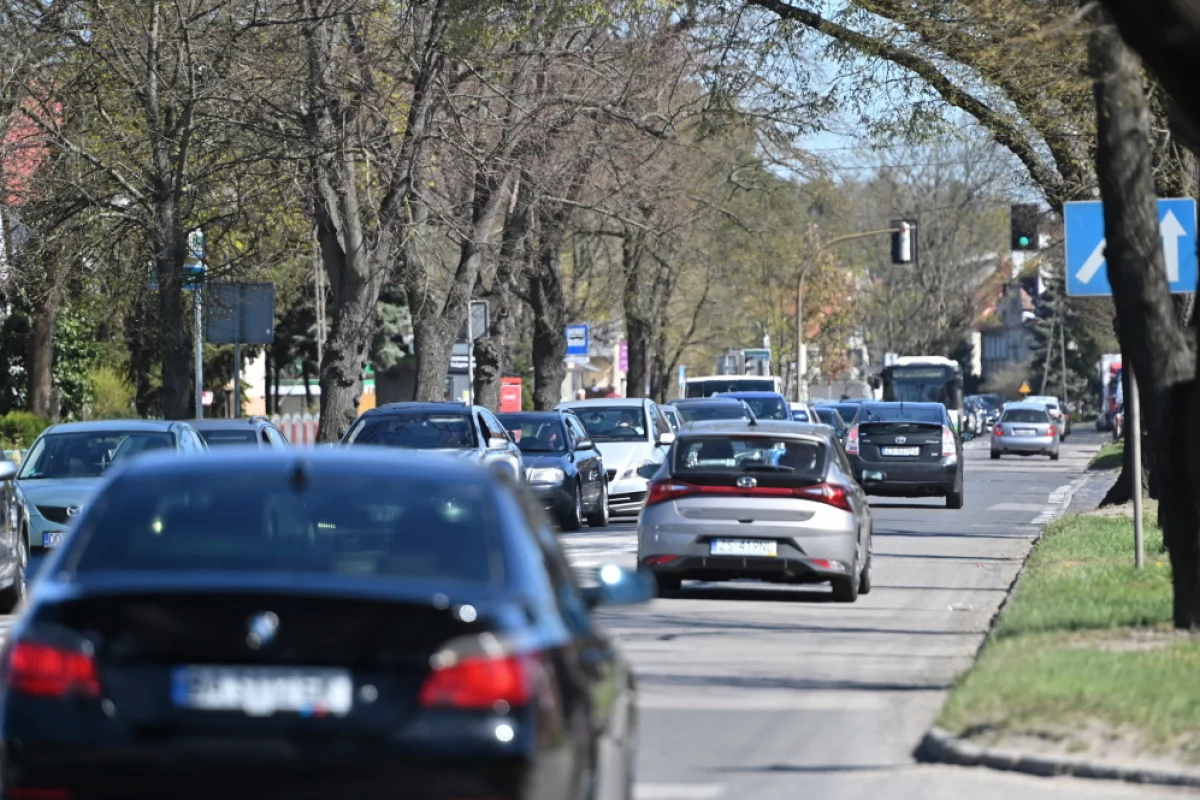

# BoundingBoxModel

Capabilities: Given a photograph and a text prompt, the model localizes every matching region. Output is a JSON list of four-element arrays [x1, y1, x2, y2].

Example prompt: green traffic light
[[1018, 236, 1030, 246]]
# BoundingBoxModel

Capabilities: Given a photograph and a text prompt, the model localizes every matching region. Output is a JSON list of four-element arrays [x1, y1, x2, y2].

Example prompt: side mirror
[[576, 439, 594, 450], [488, 435, 509, 450], [657, 432, 676, 446], [582, 565, 656, 609], [0, 461, 15, 481], [636, 462, 659, 480]]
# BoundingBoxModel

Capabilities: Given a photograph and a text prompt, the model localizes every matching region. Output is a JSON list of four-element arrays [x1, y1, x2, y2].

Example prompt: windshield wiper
[[742, 463, 795, 472]]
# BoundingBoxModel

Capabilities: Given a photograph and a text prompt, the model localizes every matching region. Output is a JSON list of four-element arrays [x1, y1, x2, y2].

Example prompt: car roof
[[367, 402, 471, 415], [719, 391, 785, 398], [496, 410, 571, 419], [189, 418, 271, 429], [859, 401, 944, 409], [670, 397, 747, 406], [558, 398, 649, 409], [41, 419, 184, 435], [1004, 401, 1053, 410], [674, 419, 835, 441], [1025, 395, 1059, 403]]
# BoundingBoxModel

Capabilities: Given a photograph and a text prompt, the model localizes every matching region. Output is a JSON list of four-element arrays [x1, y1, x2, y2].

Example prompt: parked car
[[844, 402, 964, 509], [667, 397, 755, 424], [497, 410, 608, 530], [1025, 395, 1071, 439], [190, 416, 291, 448], [556, 398, 675, 517], [638, 419, 873, 601], [991, 402, 1060, 460], [14, 420, 208, 564], [341, 402, 524, 480], [0, 447, 652, 799], [718, 391, 792, 421]]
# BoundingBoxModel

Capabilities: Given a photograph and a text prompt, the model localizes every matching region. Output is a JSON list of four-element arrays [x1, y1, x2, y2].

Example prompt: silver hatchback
[[637, 420, 873, 602], [991, 403, 1060, 460]]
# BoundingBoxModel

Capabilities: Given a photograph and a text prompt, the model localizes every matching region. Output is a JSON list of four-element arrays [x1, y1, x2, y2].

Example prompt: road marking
[[635, 784, 725, 800], [1031, 476, 1086, 524], [639, 690, 888, 712], [987, 503, 1046, 512]]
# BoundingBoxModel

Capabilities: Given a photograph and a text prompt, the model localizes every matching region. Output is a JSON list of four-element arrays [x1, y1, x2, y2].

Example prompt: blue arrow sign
[[565, 324, 590, 357], [1064, 198, 1197, 296]]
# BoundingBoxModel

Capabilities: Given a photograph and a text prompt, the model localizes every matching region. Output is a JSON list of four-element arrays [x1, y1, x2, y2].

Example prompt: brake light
[[7, 641, 100, 698], [1049, 424, 1057, 437], [795, 483, 852, 512], [646, 480, 700, 507], [941, 426, 956, 457], [418, 652, 538, 709], [845, 425, 859, 455], [993, 424, 1004, 436]]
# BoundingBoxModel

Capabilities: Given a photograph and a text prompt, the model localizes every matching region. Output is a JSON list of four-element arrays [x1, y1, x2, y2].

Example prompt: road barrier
[[270, 413, 319, 446]]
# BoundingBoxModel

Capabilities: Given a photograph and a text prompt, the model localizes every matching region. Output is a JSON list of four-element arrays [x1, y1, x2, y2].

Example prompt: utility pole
[[1040, 309, 1056, 395], [1059, 285, 1070, 410]]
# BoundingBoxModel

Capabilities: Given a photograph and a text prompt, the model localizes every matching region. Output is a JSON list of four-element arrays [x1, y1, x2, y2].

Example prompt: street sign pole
[[1129, 365, 1144, 569], [194, 285, 203, 419], [466, 305, 474, 406], [233, 342, 242, 419]]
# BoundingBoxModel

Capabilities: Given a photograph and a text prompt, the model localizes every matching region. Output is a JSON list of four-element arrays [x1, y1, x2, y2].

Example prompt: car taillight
[[418, 652, 538, 710], [845, 425, 859, 455], [1049, 424, 1057, 437], [794, 483, 852, 512], [646, 480, 701, 507], [941, 426, 956, 457], [7, 641, 100, 698], [993, 424, 1004, 436]]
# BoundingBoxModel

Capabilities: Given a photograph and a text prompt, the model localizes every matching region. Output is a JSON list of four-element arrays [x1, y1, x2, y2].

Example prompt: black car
[[666, 397, 755, 424], [844, 401, 964, 508], [191, 416, 291, 448], [815, 399, 867, 428], [497, 410, 607, 530], [812, 406, 848, 443], [0, 448, 651, 800]]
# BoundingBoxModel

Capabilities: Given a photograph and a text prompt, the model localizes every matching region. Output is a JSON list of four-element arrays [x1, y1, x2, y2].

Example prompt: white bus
[[684, 374, 783, 398], [877, 356, 965, 431]]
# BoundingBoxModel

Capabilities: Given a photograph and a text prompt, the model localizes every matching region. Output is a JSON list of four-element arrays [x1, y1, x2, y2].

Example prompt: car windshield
[[572, 406, 648, 441], [858, 405, 944, 425], [498, 415, 567, 453], [1003, 408, 1051, 423], [673, 403, 748, 422], [17, 431, 174, 479], [344, 412, 476, 449], [732, 396, 789, 420], [195, 429, 258, 447], [673, 436, 826, 481]]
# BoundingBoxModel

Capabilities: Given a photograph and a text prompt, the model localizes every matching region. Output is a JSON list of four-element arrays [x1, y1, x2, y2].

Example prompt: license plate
[[42, 531, 63, 548], [171, 666, 353, 718], [710, 539, 777, 557], [881, 446, 921, 456], [1014, 428, 1037, 436]]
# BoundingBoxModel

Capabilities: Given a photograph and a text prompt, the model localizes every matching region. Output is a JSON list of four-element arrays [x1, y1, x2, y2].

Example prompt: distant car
[[812, 406, 848, 443], [556, 398, 675, 517], [341, 401, 524, 480], [719, 391, 792, 421], [844, 402, 964, 509], [991, 402, 1060, 460], [815, 399, 868, 428], [789, 402, 814, 422], [497, 410, 608, 530], [667, 397, 755, 424], [0, 448, 651, 799], [14, 420, 208, 562], [1025, 395, 1070, 439], [190, 416, 291, 448], [638, 419, 873, 601]]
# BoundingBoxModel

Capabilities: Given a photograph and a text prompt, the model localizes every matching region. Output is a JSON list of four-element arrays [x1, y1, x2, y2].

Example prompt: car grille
[[605, 469, 617, 482], [37, 506, 75, 524], [609, 491, 647, 505]]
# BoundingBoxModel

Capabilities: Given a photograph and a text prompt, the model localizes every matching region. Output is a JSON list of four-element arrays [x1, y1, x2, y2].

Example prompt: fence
[[270, 414, 320, 446]]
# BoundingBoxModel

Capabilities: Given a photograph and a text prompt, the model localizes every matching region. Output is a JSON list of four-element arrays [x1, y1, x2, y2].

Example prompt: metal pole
[[466, 305, 475, 406], [194, 286, 203, 419], [1129, 365, 1143, 569], [796, 267, 806, 404], [233, 342, 242, 419], [1059, 292, 1069, 410]]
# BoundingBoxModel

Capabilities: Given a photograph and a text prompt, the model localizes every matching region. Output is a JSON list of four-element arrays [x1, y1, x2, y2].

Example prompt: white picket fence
[[269, 413, 320, 446]]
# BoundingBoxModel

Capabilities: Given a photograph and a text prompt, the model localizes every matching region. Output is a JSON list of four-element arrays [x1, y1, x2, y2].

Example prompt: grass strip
[[1089, 441, 1124, 471]]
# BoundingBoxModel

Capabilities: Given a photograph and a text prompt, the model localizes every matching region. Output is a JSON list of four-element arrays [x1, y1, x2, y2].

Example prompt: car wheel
[[1050, 451, 1060, 461], [831, 564, 859, 603], [990, 451, 1001, 460], [586, 481, 609, 528], [560, 483, 584, 532], [946, 484, 964, 509], [858, 552, 872, 596], [654, 572, 681, 595], [0, 532, 27, 614]]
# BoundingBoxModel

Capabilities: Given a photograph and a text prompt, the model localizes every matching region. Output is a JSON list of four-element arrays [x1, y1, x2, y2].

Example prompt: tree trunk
[[26, 282, 61, 421], [155, 230, 191, 420], [127, 291, 158, 417], [622, 229, 651, 399], [529, 226, 567, 410], [474, 178, 531, 408], [1089, 11, 1200, 627]]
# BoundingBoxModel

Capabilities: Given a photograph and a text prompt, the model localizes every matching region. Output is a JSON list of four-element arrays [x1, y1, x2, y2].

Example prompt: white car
[[1024, 395, 1070, 439]]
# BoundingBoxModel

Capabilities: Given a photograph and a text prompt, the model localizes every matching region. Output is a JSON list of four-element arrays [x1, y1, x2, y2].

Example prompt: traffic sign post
[[1064, 198, 1197, 297], [565, 324, 590, 357]]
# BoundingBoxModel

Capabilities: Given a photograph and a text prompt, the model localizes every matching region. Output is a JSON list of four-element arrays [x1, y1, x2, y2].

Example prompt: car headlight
[[526, 467, 565, 484]]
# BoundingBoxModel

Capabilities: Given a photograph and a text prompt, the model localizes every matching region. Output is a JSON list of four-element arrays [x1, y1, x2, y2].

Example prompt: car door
[[566, 415, 603, 507]]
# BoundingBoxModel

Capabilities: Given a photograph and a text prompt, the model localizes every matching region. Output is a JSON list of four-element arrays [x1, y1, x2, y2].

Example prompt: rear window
[[196, 429, 257, 446], [1002, 408, 1051, 423], [674, 403, 748, 422], [344, 412, 476, 449], [858, 405, 944, 424], [66, 473, 500, 584], [673, 436, 825, 481], [734, 396, 790, 420]]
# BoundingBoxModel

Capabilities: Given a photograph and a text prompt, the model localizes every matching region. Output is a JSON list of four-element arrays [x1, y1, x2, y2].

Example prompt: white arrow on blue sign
[[1064, 198, 1197, 297]]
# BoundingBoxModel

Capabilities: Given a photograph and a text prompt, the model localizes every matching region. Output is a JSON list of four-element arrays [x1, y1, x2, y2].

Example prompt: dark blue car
[[718, 391, 793, 421]]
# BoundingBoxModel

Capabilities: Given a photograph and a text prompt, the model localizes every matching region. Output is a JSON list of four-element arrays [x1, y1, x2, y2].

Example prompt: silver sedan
[[636, 420, 873, 602], [990, 403, 1060, 460]]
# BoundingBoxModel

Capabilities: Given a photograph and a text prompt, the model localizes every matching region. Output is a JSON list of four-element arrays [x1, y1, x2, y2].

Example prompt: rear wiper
[[742, 463, 795, 472]]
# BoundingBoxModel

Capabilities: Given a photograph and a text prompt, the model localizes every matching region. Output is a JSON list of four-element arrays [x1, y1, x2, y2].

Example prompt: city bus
[[684, 374, 783, 398], [877, 356, 965, 431]]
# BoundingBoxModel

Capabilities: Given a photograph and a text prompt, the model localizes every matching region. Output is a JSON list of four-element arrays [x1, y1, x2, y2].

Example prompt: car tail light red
[[647, 479, 852, 511], [1049, 424, 1058, 438], [6, 641, 100, 698], [418, 652, 538, 710], [646, 480, 701, 507], [941, 426, 956, 457], [992, 424, 1004, 436], [794, 483, 853, 512], [845, 425, 860, 455]]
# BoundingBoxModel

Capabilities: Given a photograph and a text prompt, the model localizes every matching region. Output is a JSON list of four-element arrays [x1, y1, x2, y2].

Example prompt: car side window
[[566, 416, 589, 448], [475, 411, 493, 442], [260, 428, 273, 447], [481, 410, 509, 443], [648, 405, 667, 439], [270, 426, 290, 447]]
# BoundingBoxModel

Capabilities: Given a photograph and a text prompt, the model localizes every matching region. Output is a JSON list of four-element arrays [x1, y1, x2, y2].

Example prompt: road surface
[[562, 431, 1187, 799]]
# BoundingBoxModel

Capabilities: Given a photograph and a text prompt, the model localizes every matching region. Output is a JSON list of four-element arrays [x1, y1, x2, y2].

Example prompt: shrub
[[0, 411, 51, 449], [87, 367, 137, 420]]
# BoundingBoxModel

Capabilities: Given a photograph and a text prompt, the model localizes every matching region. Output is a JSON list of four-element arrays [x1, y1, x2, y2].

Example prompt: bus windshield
[[686, 378, 775, 398], [882, 365, 962, 410]]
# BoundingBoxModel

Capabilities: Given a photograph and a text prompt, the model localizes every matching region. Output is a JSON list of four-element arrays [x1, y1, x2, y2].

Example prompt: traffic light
[[1010, 203, 1040, 250], [891, 219, 917, 264]]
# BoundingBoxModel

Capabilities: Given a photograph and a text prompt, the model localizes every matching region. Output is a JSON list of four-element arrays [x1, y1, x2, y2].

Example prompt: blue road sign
[[565, 324, 590, 357], [1064, 198, 1197, 296]]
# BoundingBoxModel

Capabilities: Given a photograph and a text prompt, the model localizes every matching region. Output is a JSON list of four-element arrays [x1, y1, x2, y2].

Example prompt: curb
[[917, 726, 1200, 788]]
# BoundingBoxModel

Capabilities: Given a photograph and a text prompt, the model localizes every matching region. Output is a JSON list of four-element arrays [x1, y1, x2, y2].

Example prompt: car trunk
[[858, 421, 944, 462]]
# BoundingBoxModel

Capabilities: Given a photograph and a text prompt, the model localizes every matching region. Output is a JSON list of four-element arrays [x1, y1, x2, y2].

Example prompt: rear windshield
[[732, 396, 790, 420], [196, 429, 257, 447], [673, 403, 748, 422], [344, 412, 476, 449], [673, 436, 825, 481], [686, 379, 774, 397], [1002, 408, 1051, 423], [858, 405, 944, 425], [67, 473, 499, 584]]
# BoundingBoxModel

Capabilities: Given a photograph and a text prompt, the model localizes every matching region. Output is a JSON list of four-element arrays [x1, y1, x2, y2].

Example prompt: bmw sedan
[[0, 448, 651, 800]]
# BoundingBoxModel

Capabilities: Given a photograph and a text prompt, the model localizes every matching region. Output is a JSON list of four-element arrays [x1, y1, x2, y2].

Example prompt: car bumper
[[993, 435, 1057, 453], [528, 482, 574, 517], [27, 514, 67, 555], [608, 477, 648, 516], [850, 456, 959, 496]]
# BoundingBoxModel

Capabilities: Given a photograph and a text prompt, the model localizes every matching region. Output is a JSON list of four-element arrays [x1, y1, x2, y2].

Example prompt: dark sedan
[[497, 410, 608, 530], [812, 406, 848, 443], [844, 401, 964, 508], [191, 416, 291, 448], [666, 397, 755, 424], [0, 448, 650, 800]]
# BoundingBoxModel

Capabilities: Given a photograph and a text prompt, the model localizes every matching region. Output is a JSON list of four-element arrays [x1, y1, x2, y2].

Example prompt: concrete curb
[[916, 727, 1200, 788]]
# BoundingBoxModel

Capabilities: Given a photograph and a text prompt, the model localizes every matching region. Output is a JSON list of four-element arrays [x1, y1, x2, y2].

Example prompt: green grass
[[937, 513, 1200, 756], [1089, 440, 1124, 471]]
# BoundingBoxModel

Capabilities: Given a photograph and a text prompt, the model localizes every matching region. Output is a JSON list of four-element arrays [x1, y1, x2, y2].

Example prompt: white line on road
[[1031, 476, 1087, 525], [635, 784, 725, 800], [638, 690, 889, 712], [986, 503, 1048, 512]]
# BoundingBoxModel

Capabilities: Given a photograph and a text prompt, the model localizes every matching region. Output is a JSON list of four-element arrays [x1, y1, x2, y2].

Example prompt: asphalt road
[[563, 430, 1188, 800]]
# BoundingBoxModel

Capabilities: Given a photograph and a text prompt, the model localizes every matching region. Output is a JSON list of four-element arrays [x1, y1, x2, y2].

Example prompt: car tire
[[831, 566, 859, 603], [858, 553, 872, 596], [1050, 451, 1060, 461], [946, 485, 964, 509], [654, 572, 681, 595], [990, 451, 1001, 460], [559, 483, 584, 532], [586, 482, 609, 528], [0, 532, 27, 614]]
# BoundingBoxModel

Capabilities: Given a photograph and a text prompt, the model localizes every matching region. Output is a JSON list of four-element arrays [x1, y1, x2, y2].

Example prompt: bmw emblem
[[736, 476, 757, 488], [246, 611, 279, 650]]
